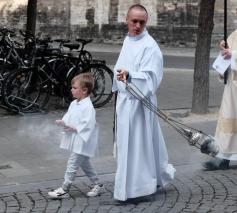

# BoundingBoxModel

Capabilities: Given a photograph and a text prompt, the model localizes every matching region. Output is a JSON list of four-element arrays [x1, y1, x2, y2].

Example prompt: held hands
[[117, 69, 128, 81], [55, 119, 65, 126], [63, 126, 76, 132], [219, 40, 231, 59], [55, 119, 76, 132]]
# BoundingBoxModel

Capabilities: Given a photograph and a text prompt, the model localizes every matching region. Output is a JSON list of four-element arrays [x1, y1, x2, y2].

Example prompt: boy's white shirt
[[60, 97, 98, 157]]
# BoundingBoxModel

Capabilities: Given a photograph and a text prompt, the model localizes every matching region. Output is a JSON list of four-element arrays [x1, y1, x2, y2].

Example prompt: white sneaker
[[48, 187, 69, 199], [86, 184, 104, 197]]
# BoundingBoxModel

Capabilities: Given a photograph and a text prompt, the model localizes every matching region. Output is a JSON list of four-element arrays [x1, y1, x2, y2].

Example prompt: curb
[[86, 43, 220, 58]]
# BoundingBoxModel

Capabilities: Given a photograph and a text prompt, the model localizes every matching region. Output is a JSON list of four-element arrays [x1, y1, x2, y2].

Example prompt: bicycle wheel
[[0, 62, 15, 97], [66, 64, 113, 108], [84, 64, 113, 108], [66, 66, 104, 105], [46, 57, 71, 80], [1, 68, 52, 113], [40, 57, 69, 96]]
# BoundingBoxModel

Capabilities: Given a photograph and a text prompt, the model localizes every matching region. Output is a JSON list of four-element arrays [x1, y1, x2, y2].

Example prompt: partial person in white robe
[[112, 4, 175, 201], [203, 30, 237, 170]]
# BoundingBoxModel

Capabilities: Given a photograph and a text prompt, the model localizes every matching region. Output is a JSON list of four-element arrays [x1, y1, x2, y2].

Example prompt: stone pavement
[[0, 169, 237, 213], [2, 107, 237, 213], [0, 45, 236, 213]]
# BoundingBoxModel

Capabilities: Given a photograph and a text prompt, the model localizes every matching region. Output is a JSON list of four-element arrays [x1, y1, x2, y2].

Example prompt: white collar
[[128, 29, 147, 41], [76, 96, 90, 105]]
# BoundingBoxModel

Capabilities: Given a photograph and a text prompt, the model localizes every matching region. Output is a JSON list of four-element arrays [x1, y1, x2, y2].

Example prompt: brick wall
[[0, 0, 236, 47]]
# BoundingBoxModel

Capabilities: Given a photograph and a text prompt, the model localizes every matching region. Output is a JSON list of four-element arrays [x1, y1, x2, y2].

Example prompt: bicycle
[[46, 38, 113, 108], [1, 41, 113, 113]]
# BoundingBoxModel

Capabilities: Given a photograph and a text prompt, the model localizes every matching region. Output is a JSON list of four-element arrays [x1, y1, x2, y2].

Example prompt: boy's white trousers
[[62, 152, 98, 191]]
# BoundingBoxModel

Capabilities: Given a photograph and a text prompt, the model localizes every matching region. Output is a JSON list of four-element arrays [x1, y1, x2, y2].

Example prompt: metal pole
[[113, 92, 117, 144], [223, 0, 228, 84], [67, 0, 71, 40]]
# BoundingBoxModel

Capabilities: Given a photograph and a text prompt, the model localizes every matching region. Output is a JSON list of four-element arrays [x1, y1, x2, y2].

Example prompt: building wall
[[0, 0, 236, 46], [213, 0, 237, 46]]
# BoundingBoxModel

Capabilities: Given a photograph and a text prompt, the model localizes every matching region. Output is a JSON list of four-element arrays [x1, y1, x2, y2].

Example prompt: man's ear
[[125, 15, 129, 24]]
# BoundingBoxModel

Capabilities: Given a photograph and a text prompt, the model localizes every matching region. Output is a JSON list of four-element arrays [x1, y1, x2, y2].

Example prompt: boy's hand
[[56, 120, 76, 132], [55, 120, 65, 126], [64, 126, 76, 132]]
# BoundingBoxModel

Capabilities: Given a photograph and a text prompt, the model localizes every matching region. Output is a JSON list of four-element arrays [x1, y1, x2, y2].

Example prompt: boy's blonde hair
[[71, 72, 94, 95]]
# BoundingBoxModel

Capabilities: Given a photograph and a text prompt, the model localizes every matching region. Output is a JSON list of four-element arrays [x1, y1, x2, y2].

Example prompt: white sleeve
[[231, 50, 237, 70], [128, 47, 163, 96], [62, 102, 74, 125], [75, 107, 96, 143]]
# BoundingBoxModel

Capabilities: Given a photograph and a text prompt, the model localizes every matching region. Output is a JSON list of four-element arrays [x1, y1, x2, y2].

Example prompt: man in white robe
[[112, 4, 175, 201], [203, 30, 237, 170]]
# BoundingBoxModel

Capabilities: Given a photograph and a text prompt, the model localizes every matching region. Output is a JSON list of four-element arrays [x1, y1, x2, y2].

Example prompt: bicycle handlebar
[[0, 27, 15, 36]]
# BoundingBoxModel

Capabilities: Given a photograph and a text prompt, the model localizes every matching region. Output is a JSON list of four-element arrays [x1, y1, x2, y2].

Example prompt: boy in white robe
[[113, 4, 175, 201], [203, 30, 237, 170], [48, 73, 104, 199]]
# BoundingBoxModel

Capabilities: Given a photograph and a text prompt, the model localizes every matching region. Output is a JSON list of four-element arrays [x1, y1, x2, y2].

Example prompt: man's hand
[[221, 49, 232, 59], [117, 69, 128, 81], [219, 40, 227, 49], [219, 40, 231, 59]]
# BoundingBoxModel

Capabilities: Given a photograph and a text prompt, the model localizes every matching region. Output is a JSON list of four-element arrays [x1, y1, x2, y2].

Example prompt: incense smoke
[[16, 118, 63, 143]]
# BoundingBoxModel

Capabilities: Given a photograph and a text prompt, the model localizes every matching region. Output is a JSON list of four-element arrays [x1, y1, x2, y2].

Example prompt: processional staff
[[223, 0, 228, 84]]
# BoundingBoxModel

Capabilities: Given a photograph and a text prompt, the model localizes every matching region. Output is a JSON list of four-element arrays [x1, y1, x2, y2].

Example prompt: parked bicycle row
[[0, 28, 113, 114]]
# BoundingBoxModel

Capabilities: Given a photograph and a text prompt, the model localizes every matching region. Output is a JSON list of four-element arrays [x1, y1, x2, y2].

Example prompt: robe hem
[[114, 181, 157, 201]]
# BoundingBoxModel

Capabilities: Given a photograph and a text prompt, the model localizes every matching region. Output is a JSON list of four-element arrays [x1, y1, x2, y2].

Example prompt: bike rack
[[6, 95, 44, 115]]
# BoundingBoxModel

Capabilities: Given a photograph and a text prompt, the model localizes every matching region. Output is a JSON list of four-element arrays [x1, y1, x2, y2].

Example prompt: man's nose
[[135, 22, 141, 28]]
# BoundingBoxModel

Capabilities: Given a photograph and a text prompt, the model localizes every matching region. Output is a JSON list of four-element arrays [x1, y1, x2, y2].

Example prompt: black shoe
[[219, 159, 230, 170], [202, 158, 230, 171]]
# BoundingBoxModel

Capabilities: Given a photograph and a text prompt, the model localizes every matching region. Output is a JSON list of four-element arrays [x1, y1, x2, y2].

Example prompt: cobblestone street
[[0, 107, 237, 212], [0, 169, 237, 213]]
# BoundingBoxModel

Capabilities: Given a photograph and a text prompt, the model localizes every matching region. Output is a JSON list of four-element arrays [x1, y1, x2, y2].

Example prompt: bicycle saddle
[[63, 43, 80, 50], [75, 38, 93, 45], [54, 39, 70, 43]]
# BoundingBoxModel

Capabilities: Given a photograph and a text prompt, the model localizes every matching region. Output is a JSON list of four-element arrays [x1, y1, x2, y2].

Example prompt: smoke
[[16, 118, 63, 143]]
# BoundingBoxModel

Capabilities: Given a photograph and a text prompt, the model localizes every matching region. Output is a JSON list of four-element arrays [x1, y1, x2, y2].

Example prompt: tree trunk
[[26, 0, 37, 36], [191, 0, 215, 114]]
